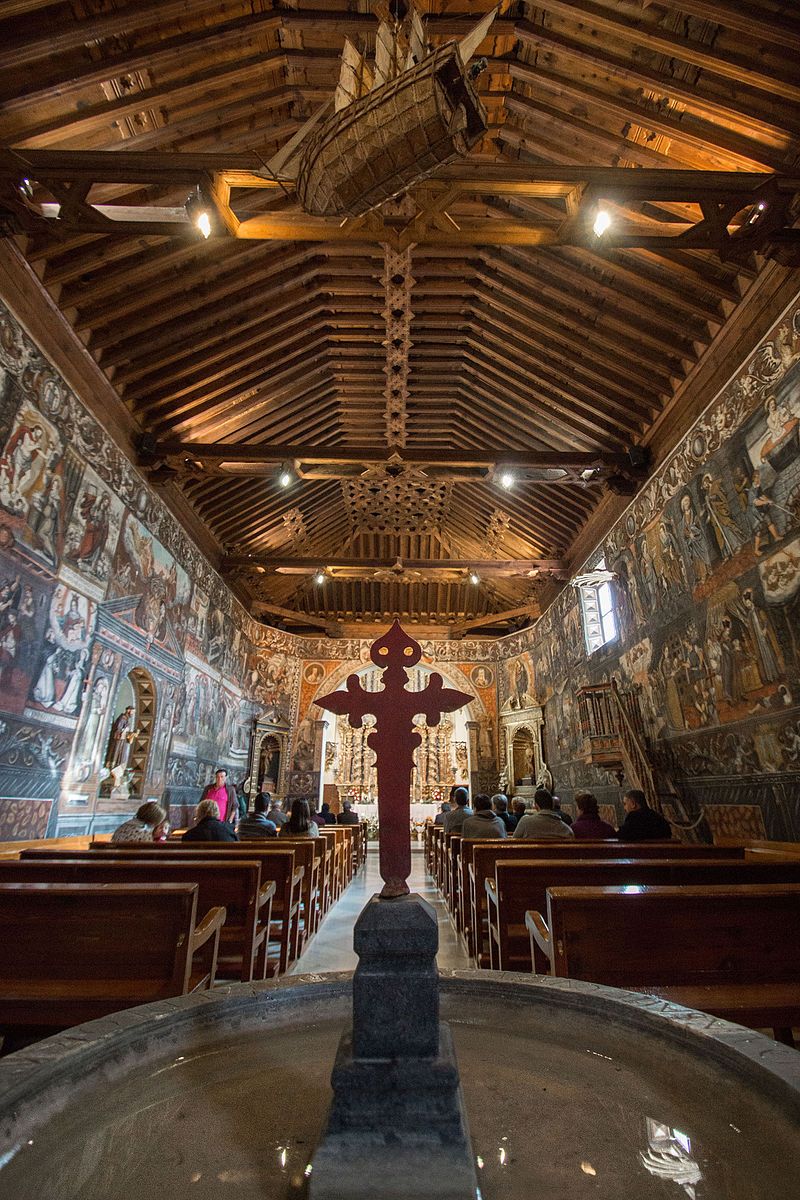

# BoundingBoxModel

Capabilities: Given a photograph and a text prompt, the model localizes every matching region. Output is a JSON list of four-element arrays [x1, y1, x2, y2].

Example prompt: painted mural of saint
[[700, 474, 745, 558], [74, 491, 110, 569], [679, 493, 711, 583]]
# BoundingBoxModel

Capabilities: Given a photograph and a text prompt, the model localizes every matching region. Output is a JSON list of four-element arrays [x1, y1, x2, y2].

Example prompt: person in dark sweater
[[491, 793, 516, 831], [571, 791, 616, 840], [183, 798, 239, 842], [238, 792, 278, 840], [616, 788, 672, 841], [337, 800, 360, 825]]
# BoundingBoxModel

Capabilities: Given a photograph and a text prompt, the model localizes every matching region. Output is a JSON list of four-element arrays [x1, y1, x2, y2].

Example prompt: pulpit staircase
[[576, 680, 685, 822]]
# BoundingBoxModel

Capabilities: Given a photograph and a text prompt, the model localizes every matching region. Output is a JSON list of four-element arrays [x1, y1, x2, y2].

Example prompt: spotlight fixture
[[18, 177, 34, 202], [313, 570, 326, 585], [580, 467, 600, 482], [593, 208, 611, 237], [185, 186, 213, 238], [499, 470, 515, 490], [469, 571, 481, 586], [277, 463, 293, 488]]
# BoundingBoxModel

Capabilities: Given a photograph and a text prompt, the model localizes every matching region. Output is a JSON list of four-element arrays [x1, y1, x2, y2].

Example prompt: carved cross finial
[[317, 620, 472, 896]]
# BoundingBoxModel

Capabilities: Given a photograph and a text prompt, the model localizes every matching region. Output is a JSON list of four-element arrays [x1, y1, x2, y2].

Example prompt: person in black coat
[[337, 800, 360, 825], [616, 789, 672, 841], [183, 798, 239, 842]]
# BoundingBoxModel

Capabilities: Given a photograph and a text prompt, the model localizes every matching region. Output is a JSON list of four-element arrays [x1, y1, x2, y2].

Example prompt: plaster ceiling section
[[1, 1, 799, 631]]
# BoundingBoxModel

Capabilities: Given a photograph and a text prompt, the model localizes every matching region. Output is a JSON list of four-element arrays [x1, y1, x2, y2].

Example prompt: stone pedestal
[[310, 894, 477, 1200]]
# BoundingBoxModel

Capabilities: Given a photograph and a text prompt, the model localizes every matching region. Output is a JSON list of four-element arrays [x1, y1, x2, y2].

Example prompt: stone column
[[310, 894, 477, 1200]]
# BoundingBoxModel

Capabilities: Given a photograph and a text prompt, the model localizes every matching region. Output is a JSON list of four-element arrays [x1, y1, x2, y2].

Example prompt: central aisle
[[291, 844, 470, 974]]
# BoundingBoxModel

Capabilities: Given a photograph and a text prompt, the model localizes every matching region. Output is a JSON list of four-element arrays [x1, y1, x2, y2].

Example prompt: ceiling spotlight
[[499, 470, 515, 490], [277, 463, 293, 488], [593, 208, 612, 237], [580, 467, 599, 482], [469, 571, 481, 586], [185, 186, 213, 238], [313, 570, 326, 585], [18, 177, 35, 202]]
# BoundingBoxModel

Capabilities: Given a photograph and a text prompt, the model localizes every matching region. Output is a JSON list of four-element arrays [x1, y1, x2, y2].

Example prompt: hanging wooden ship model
[[264, 2, 497, 218]]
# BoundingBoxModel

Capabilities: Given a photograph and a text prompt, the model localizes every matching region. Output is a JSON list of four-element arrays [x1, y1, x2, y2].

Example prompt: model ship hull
[[296, 44, 488, 218]]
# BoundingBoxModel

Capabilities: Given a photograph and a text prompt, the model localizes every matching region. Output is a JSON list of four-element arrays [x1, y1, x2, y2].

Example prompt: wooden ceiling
[[1, 0, 799, 636]]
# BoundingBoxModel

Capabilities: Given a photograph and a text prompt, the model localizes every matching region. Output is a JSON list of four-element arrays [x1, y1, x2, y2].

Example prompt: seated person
[[511, 797, 528, 825], [492, 793, 516, 831], [264, 793, 288, 827], [442, 787, 472, 833], [461, 793, 507, 839], [111, 801, 167, 843], [514, 790, 574, 840], [281, 797, 320, 838], [183, 798, 239, 842], [337, 800, 360, 825], [617, 788, 672, 841], [552, 793, 573, 826], [433, 801, 451, 827], [238, 792, 278, 840], [571, 791, 616, 840], [319, 801, 338, 825]]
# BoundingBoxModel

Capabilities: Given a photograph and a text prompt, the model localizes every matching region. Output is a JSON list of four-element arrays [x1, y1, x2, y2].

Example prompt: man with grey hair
[[183, 798, 239, 842]]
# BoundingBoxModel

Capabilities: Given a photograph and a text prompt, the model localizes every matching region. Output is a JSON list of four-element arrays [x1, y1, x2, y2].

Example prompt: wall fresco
[[0, 299, 297, 837], [497, 292, 800, 834]]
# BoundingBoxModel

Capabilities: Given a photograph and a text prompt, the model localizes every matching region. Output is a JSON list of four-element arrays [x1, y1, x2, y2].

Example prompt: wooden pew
[[0, 835, 111, 860], [0, 857, 273, 983], [488, 857, 800, 973], [526, 883, 800, 1043], [467, 841, 746, 967], [318, 828, 344, 901], [26, 845, 304, 977], [0, 882, 224, 1032], [97, 836, 322, 957]]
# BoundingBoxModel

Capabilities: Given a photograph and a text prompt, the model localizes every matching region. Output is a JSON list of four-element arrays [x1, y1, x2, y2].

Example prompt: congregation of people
[[435, 784, 671, 841], [111, 764, 364, 846]]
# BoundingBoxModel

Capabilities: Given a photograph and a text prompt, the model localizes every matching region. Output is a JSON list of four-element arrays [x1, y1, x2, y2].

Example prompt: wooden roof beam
[[518, 3, 800, 104], [450, 602, 541, 636], [229, 556, 569, 577]]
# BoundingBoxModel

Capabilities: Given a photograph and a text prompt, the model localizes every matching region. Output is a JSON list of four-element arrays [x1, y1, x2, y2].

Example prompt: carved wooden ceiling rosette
[[342, 458, 452, 537]]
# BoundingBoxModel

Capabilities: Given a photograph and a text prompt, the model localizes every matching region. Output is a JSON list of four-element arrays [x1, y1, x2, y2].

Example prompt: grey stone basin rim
[[1, 970, 799, 1154]]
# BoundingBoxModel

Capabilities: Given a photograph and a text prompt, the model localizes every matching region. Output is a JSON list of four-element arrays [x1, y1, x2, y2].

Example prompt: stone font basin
[[0, 972, 798, 1199]]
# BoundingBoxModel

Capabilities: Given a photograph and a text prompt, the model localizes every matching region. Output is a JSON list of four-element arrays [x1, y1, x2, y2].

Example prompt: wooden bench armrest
[[292, 866, 304, 888], [485, 878, 498, 909], [191, 904, 226, 987], [258, 879, 277, 909], [192, 904, 226, 952], [525, 909, 551, 956]]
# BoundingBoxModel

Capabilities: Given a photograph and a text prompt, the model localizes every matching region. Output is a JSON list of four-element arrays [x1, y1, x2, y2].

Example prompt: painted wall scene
[[0, 300, 296, 838], [499, 297, 800, 839], [2, 283, 800, 844]]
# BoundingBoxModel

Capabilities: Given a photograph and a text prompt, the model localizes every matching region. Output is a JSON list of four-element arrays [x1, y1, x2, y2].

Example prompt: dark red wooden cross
[[317, 620, 472, 897]]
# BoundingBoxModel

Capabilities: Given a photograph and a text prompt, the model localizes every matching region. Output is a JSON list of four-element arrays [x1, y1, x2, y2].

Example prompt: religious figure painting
[[26, 584, 95, 721], [0, 399, 66, 567], [109, 512, 190, 644], [0, 548, 50, 713], [62, 465, 124, 592], [470, 664, 494, 690]]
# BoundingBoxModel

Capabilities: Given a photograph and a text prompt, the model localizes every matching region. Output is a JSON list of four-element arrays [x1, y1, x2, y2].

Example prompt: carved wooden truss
[[2, 151, 798, 260]]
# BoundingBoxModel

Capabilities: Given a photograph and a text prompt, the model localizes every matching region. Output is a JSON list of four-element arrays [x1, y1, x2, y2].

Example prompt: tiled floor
[[291, 845, 469, 974]]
